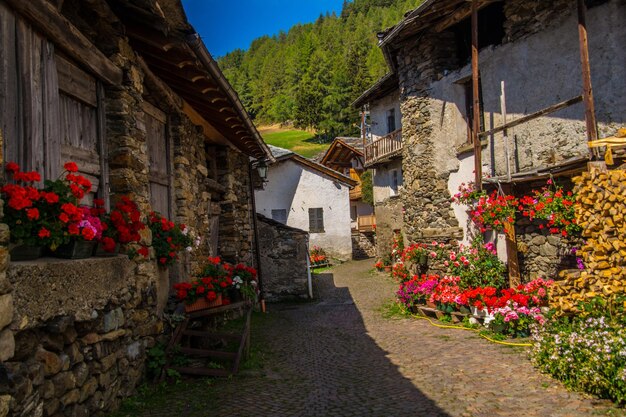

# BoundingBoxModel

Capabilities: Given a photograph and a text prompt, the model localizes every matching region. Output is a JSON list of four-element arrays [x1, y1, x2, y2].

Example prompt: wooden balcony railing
[[364, 128, 402, 167], [356, 214, 376, 232]]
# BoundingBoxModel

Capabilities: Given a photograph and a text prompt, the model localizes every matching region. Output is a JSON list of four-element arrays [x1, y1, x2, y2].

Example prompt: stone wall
[[0, 201, 14, 416], [352, 231, 376, 260], [257, 215, 309, 301], [218, 150, 255, 266], [2, 257, 161, 417], [396, 31, 462, 246], [373, 198, 403, 259]]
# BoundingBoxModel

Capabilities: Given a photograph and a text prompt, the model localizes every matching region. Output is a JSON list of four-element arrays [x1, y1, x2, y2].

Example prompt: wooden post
[[576, 0, 599, 158], [501, 186, 521, 287], [471, 0, 482, 191]]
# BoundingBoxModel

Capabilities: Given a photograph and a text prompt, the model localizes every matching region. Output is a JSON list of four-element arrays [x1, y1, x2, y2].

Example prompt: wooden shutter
[[58, 55, 101, 205], [144, 101, 171, 217], [1, 8, 60, 181], [308, 208, 324, 233]]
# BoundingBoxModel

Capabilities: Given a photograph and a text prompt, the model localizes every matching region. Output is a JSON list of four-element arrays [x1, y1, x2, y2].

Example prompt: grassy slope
[[260, 129, 329, 159]]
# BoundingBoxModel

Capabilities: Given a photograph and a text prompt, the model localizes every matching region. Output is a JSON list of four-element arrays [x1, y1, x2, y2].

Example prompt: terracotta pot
[[184, 294, 223, 313], [384, 265, 392, 272]]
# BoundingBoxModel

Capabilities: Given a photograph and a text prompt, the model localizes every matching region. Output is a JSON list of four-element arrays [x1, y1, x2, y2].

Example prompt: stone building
[[0, 0, 272, 415], [255, 145, 357, 261], [356, 0, 625, 280], [318, 137, 376, 259]]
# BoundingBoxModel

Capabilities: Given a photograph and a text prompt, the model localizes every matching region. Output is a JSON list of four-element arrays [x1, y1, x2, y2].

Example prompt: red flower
[[81, 227, 96, 241], [138, 246, 149, 258], [159, 257, 167, 265], [207, 291, 217, 301], [26, 208, 39, 220], [5, 162, 19, 174], [64, 162, 79, 172], [196, 286, 205, 294], [38, 227, 51, 238], [68, 224, 80, 235]]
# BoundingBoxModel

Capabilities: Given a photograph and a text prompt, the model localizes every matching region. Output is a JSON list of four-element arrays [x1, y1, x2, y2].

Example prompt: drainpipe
[[305, 241, 313, 299]]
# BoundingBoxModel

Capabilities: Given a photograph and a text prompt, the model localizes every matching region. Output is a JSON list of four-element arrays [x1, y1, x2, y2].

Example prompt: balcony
[[364, 128, 402, 167], [365, 128, 402, 168]]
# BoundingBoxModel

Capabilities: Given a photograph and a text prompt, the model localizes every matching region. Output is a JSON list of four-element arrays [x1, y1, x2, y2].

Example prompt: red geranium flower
[[5, 162, 19, 174], [64, 162, 79, 172], [38, 227, 51, 238]]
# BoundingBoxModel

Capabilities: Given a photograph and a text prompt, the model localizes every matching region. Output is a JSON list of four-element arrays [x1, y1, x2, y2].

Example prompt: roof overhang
[[107, 0, 273, 161]]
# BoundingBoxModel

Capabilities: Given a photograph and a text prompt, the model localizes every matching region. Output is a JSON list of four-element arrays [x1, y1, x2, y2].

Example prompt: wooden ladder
[[163, 301, 252, 378]]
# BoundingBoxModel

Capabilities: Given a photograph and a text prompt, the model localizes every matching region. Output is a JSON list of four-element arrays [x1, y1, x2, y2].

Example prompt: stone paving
[[130, 260, 623, 417]]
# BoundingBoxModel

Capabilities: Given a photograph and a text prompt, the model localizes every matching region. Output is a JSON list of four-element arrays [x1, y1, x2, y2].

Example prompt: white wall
[[370, 91, 402, 140], [372, 159, 403, 204], [255, 159, 353, 260]]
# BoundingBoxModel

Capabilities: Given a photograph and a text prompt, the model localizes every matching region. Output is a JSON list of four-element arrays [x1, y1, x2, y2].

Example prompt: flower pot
[[9, 244, 44, 261], [384, 265, 392, 272], [54, 240, 98, 259], [459, 306, 471, 315], [93, 242, 120, 257], [184, 294, 223, 313], [471, 306, 487, 317]]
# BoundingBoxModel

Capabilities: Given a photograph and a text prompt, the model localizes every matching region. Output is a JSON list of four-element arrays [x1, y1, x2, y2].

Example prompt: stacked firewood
[[551, 169, 626, 314]]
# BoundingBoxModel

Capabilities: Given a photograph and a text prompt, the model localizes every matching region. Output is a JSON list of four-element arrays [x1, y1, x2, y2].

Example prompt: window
[[308, 208, 325, 233], [271, 209, 287, 224], [386, 109, 396, 134], [350, 205, 357, 221], [390, 169, 402, 196], [452, 2, 505, 65]]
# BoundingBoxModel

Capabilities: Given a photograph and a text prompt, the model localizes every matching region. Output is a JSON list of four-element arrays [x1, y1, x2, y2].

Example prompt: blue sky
[[181, 0, 345, 58]]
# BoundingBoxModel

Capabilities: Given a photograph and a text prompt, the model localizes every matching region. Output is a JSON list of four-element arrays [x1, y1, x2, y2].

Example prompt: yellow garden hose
[[410, 313, 533, 347]]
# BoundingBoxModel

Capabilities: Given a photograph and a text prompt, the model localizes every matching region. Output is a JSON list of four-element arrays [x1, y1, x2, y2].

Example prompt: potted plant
[[147, 212, 193, 266], [228, 262, 258, 302], [1, 163, 48, 260], [173, 277, 223, 313], [94, 196, 145, 256]]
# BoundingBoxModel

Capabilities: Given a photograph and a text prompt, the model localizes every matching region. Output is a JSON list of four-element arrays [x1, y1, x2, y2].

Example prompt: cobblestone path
[[136, 260, 622, 417]]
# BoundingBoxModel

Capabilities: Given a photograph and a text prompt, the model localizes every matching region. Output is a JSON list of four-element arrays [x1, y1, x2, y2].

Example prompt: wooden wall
[[0, 3, 106, 201]]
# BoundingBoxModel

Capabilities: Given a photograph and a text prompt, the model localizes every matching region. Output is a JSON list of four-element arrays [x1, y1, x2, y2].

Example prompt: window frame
[[308, 207, 325, 233]]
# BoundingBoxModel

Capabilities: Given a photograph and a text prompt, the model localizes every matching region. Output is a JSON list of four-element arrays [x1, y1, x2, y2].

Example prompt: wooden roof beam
[[434, 0, 499, 32], [5, 0, 123, 85], [125, 25, 177, 51]]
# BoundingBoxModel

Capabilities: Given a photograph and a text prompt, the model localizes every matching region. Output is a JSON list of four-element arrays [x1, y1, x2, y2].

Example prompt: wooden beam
[[501, 185, 520, 287], [4, 0, 122, 85], [478, 95, 583, 138], [125, 25, 177, 51], [434, 0, 495, 32], [576, 0, 599, 157], [471, 0, 482, 192], [136, 56, 183, 110], [182, 100, 227, 143]]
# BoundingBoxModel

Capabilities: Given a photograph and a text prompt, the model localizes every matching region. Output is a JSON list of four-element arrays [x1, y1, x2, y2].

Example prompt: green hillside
[[219, 0, 423, 139], [260, 128, 329, 159]]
